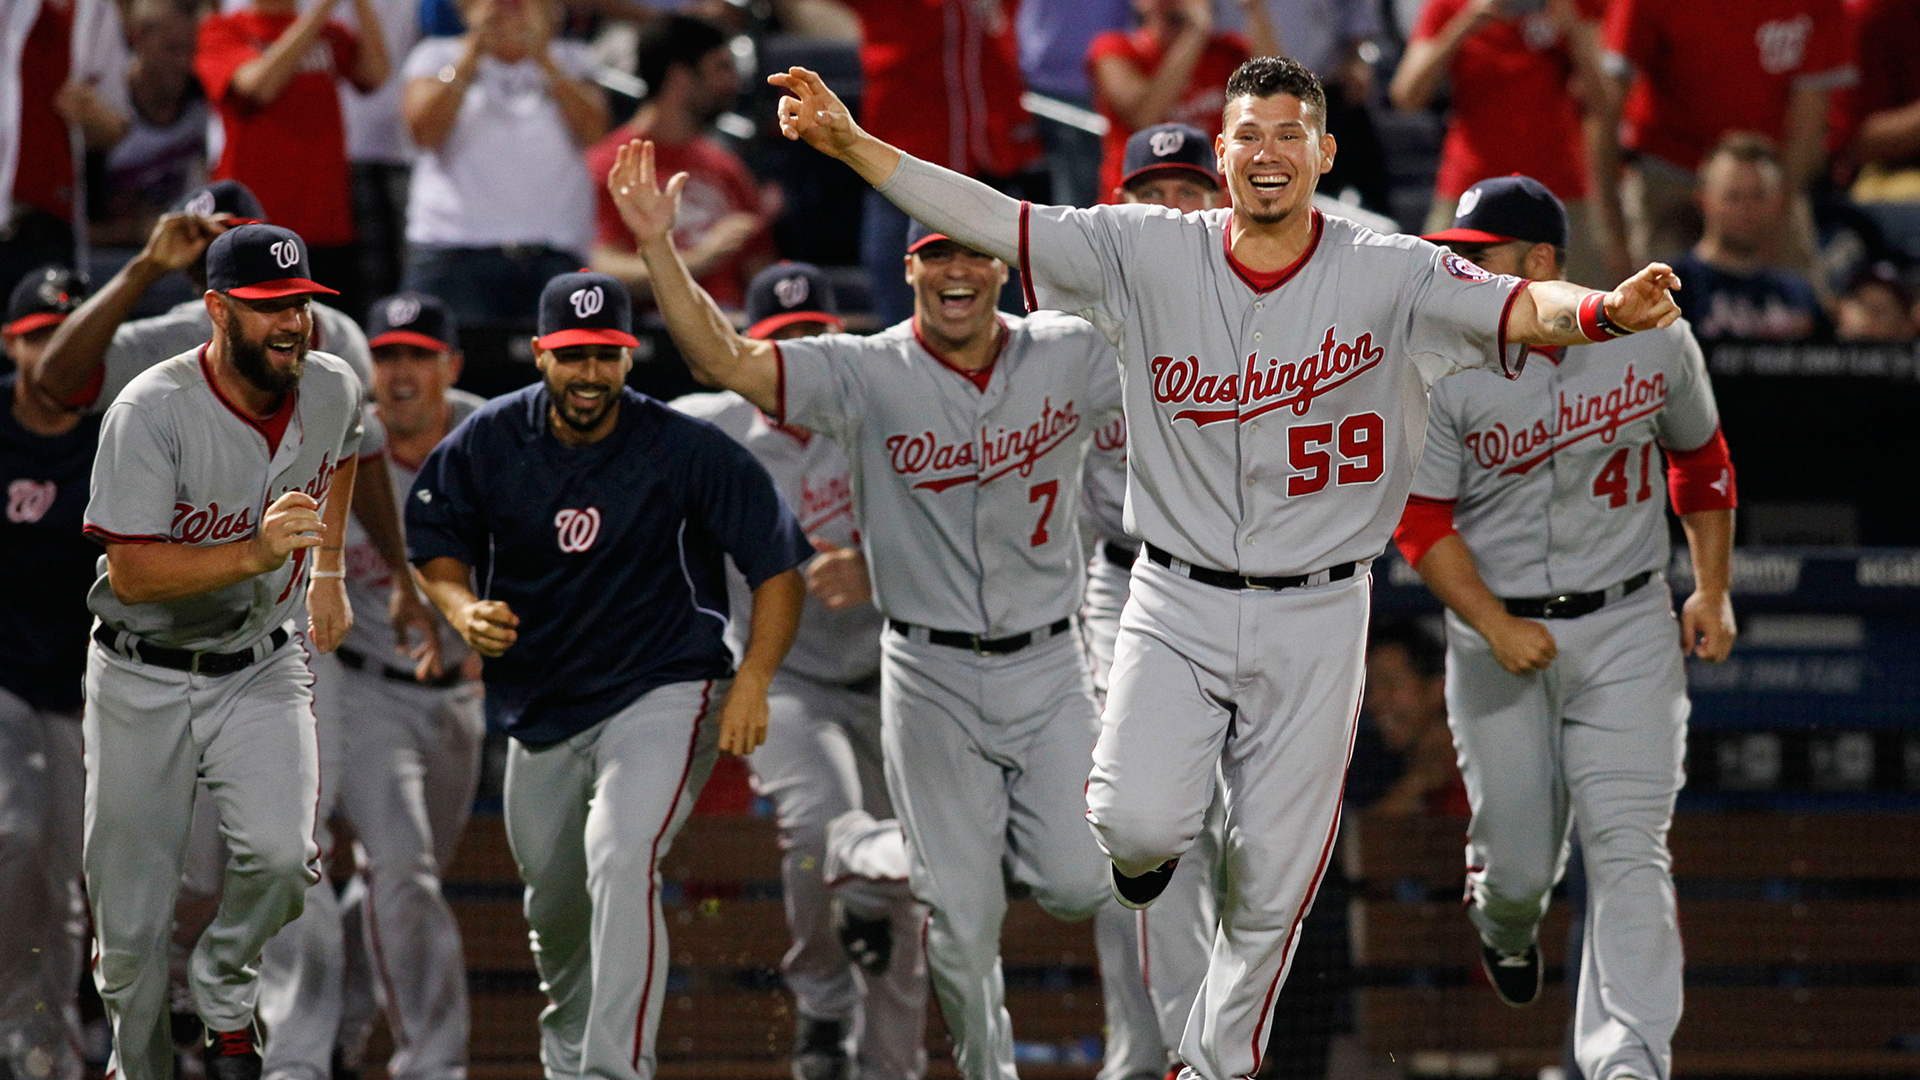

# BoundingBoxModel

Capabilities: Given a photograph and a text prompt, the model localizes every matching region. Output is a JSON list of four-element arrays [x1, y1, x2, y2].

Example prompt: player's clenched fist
[[769, 67, 862, 158], [1483, 613, 1558, 675], [1606, 263, 1683, 333], [457, 598, 520, 657], [1680, 588, 1737, 662], [716, 672, 771, 756], [805, 537, 872, 611], [307, 574, 353, 654], [250, 491, 324, 573]]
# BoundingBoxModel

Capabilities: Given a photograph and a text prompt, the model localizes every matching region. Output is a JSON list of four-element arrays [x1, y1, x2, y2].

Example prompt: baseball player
[[0, 266, 94, 1080], [767, 56, 1687, 1080], [405, 270, 811, 1080], [81, 224, 365, 1080], [608, 139, 1125, 1080], [672, 262, 928, 1080], [259, 293, 486, 1080], [1082, 124, 1228, 1080], [1395, 176, 1736, 1080]]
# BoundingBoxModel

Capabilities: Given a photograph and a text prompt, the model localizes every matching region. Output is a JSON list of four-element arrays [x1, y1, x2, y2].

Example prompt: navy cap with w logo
[[205, 224, 338, 300], [537, 271, 638, 350]]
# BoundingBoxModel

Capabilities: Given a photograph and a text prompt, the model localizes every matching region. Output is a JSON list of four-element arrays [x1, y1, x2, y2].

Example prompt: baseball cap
[[744, 262, 843, 340], [905, 219, 955, 255], [536, 271, 639, 350], [1423, 175, 1568, 249], [1120, 123, 1220, 191], [5, 265, 88, 336], [206, 224, 339, 300], [174, 179, 267, 224], [368, 292, 458, 352]]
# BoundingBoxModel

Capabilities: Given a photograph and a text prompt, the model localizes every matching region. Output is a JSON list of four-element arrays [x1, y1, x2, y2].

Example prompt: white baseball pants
[[751, 671, 928, 1080], [503, 678, 724, 1080], [1087, 560, 1368, 1080], [880, 631, 1110, 1080], [1445, 584, 1688, 1080], [83, 639, 321, 1080], [0, 688, 86, 1080]]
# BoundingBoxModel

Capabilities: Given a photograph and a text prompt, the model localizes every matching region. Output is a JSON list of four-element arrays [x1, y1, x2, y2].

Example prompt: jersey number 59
[[1287, 412, 1384, 496]]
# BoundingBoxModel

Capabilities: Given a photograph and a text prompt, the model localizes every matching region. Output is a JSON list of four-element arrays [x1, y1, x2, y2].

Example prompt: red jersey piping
[[912, 316, 1007, 392], [1222, 209, 1323, 294], [198, 346, 297, 454]]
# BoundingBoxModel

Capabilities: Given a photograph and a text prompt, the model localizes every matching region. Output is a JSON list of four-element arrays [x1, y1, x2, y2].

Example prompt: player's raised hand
[[1606, 263, 1683, 333], [458, 598, 520, 657], [1484, 613, 1557, 675], [770, 67, 862, 158], [252, 491, 324, 572], [805, 537, 872, 610], [308, 574, 354, 653], [140, 212, 229, 274], [716, 674, 771, 756], [607, 139, 688, 250], [1680, 588, 1736, 662]]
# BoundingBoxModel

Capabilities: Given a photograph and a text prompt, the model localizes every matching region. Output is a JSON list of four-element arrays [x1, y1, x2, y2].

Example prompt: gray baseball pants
[[503, 678, 725, 1080], [1444, 584, 1688, 1080], [0, 688, 86, 1080], [880, 630, 1110, 1080], [84, 637, 322, 1080]]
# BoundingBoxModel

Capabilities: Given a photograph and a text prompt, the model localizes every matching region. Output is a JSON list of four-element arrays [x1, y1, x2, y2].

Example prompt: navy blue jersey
[[0, 374, 102, 713], [405, 385, 811, 747], [1670, 253, 1827, 342]]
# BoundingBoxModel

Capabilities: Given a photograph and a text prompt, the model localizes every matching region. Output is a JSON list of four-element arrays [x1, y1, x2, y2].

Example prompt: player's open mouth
[[937, 287, 979, 316], [1248, 175, 1291, 194], [266, 337, 302, 358], [565, 385, 611, 410]]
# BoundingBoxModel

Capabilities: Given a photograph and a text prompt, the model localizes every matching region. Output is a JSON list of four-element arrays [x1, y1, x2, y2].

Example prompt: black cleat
[[203, 1027, 262, 1080], [1480, 942, 1542, 1007], [1112, 859, 1178, 910], [791, 1017, 848, 1080], [831, 897, 893, 975]]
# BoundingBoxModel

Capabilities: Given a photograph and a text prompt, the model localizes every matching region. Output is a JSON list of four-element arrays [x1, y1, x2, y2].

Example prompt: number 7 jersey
[[1020, 204, 1529, 577], [1410, 321, 1723, 596]]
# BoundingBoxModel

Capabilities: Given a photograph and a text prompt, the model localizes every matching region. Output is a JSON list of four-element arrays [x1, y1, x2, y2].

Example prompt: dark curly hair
[[1223, 56, 1327, 131]]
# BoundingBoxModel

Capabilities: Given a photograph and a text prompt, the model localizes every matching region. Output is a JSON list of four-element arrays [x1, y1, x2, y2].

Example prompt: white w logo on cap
[[1456, 187, 1483, 219], [385, 296, 422, 326], [1149, 129, 1185, 157], [185, 191, 216, 216], [773, 274, 810, 308], [269, 240, 300, 269], [570, 286, 604, 318]]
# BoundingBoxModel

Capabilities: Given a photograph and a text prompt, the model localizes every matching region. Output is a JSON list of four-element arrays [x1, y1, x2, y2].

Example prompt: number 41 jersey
[[1410, 320, 1724, 597]]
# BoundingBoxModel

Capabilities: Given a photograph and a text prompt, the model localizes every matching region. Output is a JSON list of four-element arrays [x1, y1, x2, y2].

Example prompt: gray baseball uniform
[[257, 389, 488, 1080], [867, 159, 1528, 1079], [82, 346, 364, 1080], [673, 390, 928, 1080], [1408, 323, 1723, 1080], [773, 311, 1124, 1080]]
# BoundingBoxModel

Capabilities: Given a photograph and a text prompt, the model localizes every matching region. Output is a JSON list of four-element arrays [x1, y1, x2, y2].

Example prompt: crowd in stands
[[5, 0, 1919, 368]]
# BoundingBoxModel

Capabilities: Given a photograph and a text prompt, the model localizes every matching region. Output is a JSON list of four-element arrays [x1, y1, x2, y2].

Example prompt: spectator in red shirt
[[197, 0, 390, 313], [1844, 0, 1920, 258], [1390, 0, 1610, 286], [840, 0, 1044, 324], [1592, 0, 1855, 275], [589, 15, 774, 312], [1087, 0, 1277, 201]]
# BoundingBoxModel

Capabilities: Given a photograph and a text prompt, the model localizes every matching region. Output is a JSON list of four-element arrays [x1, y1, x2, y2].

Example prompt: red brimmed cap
[[536, 271, 637, 350], [1119, 123, 1220, 192], [207, 225, 339, 299], [1421, 175, 1567, 249], [367, 292, 458, 353], [5, 265, 88, 336], [906, 219, 955, 254], [745, 262, 843, 339]]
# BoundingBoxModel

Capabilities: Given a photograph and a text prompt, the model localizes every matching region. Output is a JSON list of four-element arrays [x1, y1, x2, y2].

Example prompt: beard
[[550, 379, 619, 433], [225, 309, 306, 394]]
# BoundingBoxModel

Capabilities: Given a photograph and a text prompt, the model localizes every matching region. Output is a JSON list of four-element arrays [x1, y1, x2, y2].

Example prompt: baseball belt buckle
[[970, 633, 992, 656], [1541, 593, 1580, 619], [1244, 576, 1275, 591], [188, 649, 208, 676]]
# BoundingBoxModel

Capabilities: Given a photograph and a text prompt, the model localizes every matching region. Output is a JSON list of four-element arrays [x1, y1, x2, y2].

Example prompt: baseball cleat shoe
[[791, 1017, 848, 1080], [1111, 859, 1178, 910], [203, 1026, 262, 1080], [831, 896, 893, 975], [1479, 942, 1542, 1007]]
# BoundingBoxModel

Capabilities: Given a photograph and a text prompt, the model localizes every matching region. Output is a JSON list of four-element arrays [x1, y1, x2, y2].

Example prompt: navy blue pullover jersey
[[0, 374, 101, 713], [405, 385, 811, 747]]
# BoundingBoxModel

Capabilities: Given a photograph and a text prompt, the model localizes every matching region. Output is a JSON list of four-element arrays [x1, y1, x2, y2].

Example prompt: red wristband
[[1576, 292, 1613, 343]]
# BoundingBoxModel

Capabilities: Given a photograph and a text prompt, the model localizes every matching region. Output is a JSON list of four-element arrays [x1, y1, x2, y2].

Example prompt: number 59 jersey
[[1020, 204, 1529, 578], [1410, 320, 1724, 597]]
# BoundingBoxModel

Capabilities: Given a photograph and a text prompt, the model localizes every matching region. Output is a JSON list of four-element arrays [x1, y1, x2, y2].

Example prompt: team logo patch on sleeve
[[1442, 252, 1495, 282]]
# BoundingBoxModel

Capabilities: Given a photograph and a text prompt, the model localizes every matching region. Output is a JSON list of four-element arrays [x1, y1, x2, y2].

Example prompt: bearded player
[[767, 56, 1685, 1080]]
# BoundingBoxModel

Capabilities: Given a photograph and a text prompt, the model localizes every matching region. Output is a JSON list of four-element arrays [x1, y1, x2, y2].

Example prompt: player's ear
[[203, 290, 224, 327], [531, 339, 549, 374], [446, 350, 465, 383], [1318, 131, 1337, 176], [902, 254, 916, 288]]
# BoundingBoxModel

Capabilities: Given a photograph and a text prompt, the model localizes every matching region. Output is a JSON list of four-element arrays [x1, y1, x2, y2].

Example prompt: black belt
[[1145, 543, 1357, 592], [887, 617, 1074, 656], [1502, 570, 1656, 620], [94, 624, 288, 676], [335, 644, 465, 689], [1102, 540, 1140, 569]]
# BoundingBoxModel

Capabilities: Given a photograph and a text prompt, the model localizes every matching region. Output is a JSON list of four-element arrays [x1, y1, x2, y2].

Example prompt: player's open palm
[[769, 67, 861, 158], [1680, 589, 1736, 662], [607, 139, 687, 249], [1485, 613, 1557, 675], [1608, 263, 1683, 332], [459, 598, 519, 657], [308, 577, 353, 654], [252, 491, 324, 572], [716, 680, 771, 756]]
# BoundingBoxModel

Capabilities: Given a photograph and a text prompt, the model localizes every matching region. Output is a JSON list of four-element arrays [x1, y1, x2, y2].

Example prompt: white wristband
[[310, 569, 347, 579]]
